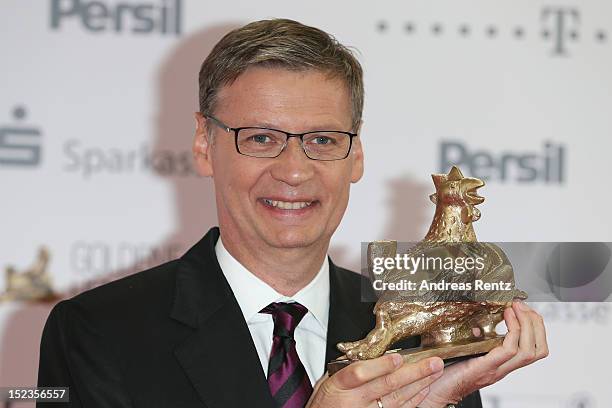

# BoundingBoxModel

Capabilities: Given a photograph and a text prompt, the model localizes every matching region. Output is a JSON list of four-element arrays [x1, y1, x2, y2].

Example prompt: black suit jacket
[[38, 227, 482, 407]]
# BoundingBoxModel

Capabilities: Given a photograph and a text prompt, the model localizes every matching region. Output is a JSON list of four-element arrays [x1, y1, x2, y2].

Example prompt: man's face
[[193, 66, 363, 252]]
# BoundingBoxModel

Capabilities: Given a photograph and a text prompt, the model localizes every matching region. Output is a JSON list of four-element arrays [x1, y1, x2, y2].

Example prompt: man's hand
[[418, 301, 550, 408], [307, 354, 445, 408]]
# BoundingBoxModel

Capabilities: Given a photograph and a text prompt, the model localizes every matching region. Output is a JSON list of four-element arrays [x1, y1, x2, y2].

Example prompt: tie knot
[[260, 302, 308, 339]]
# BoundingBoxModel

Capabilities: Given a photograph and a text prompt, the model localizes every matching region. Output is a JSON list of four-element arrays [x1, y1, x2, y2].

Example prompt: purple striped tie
[[260, 302, 313, 408]]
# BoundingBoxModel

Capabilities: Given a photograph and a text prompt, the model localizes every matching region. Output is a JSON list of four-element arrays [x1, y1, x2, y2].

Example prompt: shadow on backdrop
[[329, 174, 431, 273], [0, 23, 240, 397]]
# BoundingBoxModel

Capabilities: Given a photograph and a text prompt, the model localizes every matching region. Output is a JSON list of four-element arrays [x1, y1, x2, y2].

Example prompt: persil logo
[[439, 140, 566, 184], [50, 0, 182, 35]]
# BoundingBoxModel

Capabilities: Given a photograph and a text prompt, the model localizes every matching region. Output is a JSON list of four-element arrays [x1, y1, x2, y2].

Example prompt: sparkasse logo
[[0, 106, 42, 168]]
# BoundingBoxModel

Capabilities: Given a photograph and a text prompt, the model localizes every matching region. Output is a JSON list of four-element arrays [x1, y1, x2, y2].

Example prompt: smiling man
[[38, 19, 548, 408], [194, 65, 362, 297]]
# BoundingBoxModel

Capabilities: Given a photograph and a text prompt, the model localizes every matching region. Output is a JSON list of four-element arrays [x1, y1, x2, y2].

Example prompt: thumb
[[305, 372, 329, 408]]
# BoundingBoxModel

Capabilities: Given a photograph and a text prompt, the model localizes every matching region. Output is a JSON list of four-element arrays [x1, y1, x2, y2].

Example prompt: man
[[38, 19, 548, 408]]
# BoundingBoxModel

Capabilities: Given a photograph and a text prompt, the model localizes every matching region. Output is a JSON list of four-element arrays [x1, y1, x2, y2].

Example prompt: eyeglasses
[[203, 113, 357, 161]]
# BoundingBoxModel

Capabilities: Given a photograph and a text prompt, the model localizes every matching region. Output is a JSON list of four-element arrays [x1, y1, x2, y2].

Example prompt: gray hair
[[198, 18, 364, 132]]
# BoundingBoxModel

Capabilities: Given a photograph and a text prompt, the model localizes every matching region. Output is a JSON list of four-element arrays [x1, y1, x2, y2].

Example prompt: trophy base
[[327, 336, 504, 376]]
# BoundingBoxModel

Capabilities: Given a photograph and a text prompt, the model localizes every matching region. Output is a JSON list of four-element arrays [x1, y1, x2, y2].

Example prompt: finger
[[504, 304, 521, 333], [312, 372, 328, 394], [399, 385, 430, 408], [380, 370, 442, 408], [362, 357, 444, 403], [333, 353, 403, 390], [305, 372, 328, 407], [531, 310, 550, 359], [513, 301, 536, 361], [481, 307, 520, 367], [497, 302, 538, 374]]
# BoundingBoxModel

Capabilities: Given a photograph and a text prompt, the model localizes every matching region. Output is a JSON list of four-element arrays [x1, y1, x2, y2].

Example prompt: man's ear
[[350, 120, 364, 183], [193, 112, 214, 177]]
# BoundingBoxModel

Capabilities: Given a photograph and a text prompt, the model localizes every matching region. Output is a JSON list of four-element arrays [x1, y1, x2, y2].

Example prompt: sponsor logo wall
[[1, 1, 610, 406]]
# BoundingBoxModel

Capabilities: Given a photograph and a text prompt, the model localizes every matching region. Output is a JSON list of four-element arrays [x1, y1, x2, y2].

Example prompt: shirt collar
[[215, 237, 329, 332]]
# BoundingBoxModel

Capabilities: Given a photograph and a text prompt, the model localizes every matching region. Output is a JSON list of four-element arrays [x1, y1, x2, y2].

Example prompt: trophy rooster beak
[[463, 177, 485, 205]]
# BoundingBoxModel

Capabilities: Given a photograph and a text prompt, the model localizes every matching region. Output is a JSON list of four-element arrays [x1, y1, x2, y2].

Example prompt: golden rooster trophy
[[0, 247, 58, 302], [328, 166, 527, 374]]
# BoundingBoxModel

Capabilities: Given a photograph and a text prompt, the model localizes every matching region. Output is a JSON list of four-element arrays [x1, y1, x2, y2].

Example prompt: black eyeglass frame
[[203, 113, 358, 161]]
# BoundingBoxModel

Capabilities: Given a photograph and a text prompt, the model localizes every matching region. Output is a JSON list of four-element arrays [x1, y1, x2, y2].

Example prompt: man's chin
[[264, 229, 328, 251]]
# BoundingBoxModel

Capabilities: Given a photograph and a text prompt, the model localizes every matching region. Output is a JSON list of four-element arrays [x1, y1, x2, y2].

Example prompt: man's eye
[[248, 134, 273, 144], [312, 136, 333, 145]]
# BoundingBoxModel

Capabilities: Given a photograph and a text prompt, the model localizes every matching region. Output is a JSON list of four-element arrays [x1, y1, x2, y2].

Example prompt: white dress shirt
[[215, 237, 330, 386]]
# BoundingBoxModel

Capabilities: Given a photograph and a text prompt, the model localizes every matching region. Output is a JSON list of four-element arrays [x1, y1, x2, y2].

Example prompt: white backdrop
[[1, 0, 611, 407]]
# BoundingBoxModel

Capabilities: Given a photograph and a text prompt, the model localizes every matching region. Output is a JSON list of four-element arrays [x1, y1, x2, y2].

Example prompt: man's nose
[[269, 137, 315, 186]]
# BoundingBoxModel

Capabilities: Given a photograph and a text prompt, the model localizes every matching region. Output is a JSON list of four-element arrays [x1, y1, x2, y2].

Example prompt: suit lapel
[[170, 229, 380, 406], [325, 259, 376, 365], [171, 228, 275, 408]]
